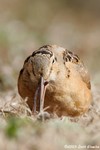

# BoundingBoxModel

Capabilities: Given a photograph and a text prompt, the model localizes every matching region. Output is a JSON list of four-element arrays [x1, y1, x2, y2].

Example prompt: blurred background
[[0, 0, 100, 91]]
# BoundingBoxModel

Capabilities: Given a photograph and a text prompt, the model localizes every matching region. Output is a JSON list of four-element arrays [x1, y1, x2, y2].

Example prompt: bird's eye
[[52, 59, 55, 63], [52, 57, 57, 64]]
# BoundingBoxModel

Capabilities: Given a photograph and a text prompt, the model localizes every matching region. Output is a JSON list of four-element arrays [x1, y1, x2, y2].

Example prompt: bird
[[18, 45, 92, 117]]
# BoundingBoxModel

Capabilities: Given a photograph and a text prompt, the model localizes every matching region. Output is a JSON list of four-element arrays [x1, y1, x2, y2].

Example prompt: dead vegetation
[[0, 83, 99, 150]]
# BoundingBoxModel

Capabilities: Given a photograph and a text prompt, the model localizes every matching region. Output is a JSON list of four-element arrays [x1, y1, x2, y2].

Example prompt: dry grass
[[0, 83, 100, 150]]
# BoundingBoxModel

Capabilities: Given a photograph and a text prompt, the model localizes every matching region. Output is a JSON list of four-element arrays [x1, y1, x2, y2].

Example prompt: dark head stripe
[[32, 50, 53, 57], [32, 47, 53, 57]]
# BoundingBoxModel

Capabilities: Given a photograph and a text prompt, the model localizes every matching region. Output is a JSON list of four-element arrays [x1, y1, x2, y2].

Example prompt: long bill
[[39, 76, 45, 113], [33, 85, 40, 114], [33, 76, 48, 115], [33, 77, 44, 114]]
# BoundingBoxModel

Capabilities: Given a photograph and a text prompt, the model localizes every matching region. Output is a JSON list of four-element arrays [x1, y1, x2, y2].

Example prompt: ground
[[0, 83, 100, 150]]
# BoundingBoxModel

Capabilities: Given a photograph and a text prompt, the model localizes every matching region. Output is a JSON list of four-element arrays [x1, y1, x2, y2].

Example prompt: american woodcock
[[18, 45, 92, 117]]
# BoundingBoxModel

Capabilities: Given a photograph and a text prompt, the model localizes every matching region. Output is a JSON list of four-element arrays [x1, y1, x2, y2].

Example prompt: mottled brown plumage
[[18, 45, 92, 117]]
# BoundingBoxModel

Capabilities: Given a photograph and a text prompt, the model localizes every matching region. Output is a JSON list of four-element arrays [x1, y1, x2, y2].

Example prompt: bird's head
[[24, 45, 58, 83]]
